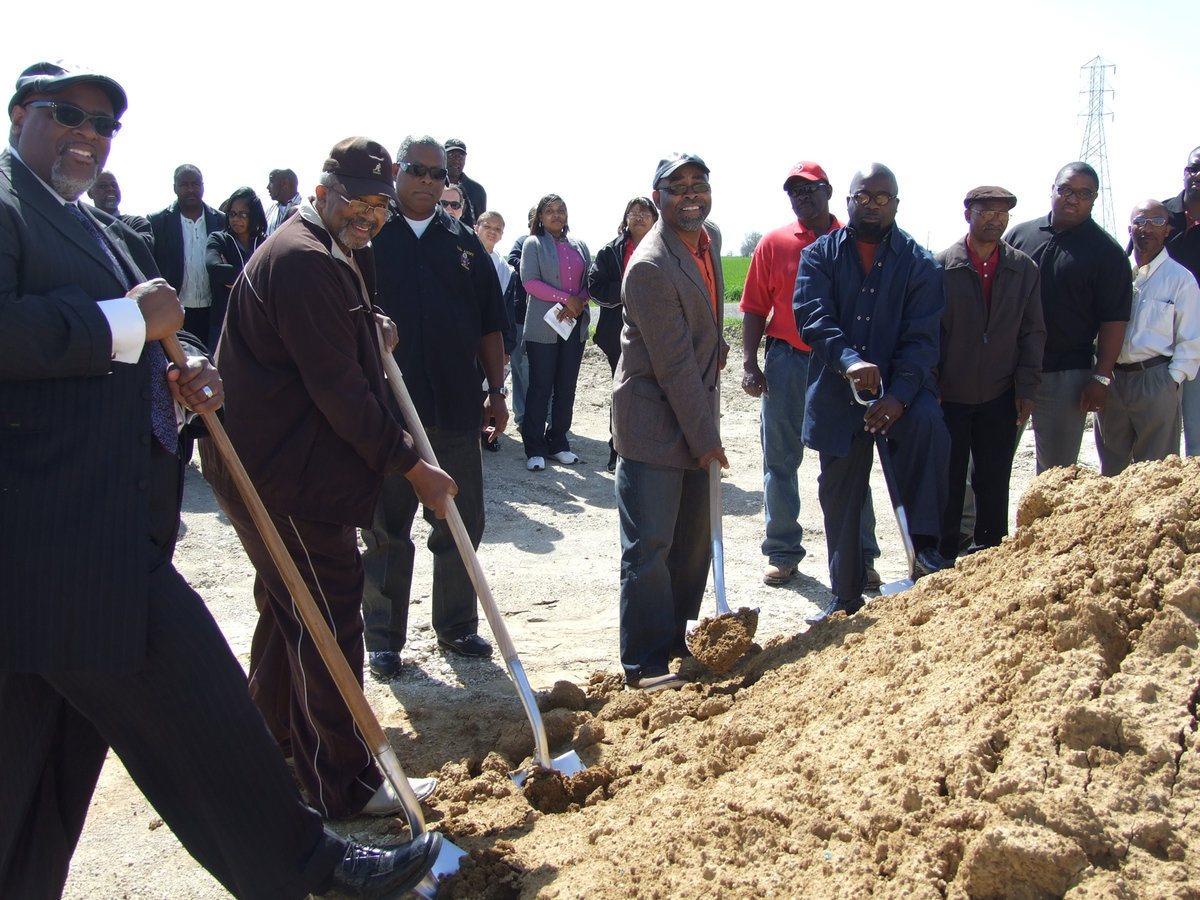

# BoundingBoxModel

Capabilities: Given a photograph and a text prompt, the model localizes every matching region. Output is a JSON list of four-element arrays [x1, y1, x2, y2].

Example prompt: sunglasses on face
[[1132, 216, 1168, 227], [440, 199, 462, 210], [659, 181, 711, 196], [23, 100, 122, 138], [850, 190, 897, 207], [329, 189, 394, 222], [397, 161, 449, 181]]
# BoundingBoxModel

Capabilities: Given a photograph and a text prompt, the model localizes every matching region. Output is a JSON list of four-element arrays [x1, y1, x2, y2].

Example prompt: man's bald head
[[847, 163, 899, 239], [849, 163, 898, 196]]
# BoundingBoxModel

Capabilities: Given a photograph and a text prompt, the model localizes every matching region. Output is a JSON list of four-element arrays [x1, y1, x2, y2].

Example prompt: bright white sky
[[3, 0, 1195, 258]]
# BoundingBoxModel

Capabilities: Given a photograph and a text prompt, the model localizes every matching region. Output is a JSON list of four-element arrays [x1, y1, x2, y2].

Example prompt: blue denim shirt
[[794, 225, 944, 455]]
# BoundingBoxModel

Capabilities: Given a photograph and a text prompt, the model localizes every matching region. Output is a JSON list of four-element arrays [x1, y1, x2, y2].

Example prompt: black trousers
[[817, 392, 949, 602], [939, 389, 1018, 559], [0, 560, 342, 900]]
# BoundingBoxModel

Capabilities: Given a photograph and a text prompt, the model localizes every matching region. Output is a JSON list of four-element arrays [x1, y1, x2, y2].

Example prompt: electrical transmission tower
[[1079, 56, 1116, 236]]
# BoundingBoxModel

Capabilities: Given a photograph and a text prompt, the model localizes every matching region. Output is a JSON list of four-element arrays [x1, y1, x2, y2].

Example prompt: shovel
[[685, 383, 758, 672], [376, 333, 584, 786], [163, 337, 465, 897], [852, 379, 917, 595]]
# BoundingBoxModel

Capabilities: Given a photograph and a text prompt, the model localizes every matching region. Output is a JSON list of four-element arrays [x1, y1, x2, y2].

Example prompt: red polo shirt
[[966, 240, 998, 313], [739, 216, 843, 350], [687, 226, 719, 320]]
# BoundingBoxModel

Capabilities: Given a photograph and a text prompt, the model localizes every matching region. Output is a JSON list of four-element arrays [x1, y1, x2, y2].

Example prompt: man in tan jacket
[[612, 153, 728, 692]]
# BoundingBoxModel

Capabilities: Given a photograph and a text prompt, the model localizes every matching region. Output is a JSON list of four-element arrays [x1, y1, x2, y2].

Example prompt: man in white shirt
[[1095, 200, 1200, 474], [148, 164, 225, 341]]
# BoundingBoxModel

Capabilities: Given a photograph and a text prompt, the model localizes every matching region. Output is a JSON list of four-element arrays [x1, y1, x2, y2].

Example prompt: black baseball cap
[[322, 137, 396, 200], [9, 61, 128, 118], [653, 153, 709, 188]]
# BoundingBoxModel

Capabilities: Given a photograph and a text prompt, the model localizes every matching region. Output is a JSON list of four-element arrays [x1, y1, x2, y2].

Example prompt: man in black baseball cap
[[443, 137, 486, 226], [1, 57, 444, 898], [935, 185, 1044, 561], [202, 135, 458, 822]]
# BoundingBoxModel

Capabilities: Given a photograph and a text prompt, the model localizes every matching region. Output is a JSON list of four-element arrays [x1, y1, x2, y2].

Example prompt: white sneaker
[[628, 673, 686, 693], [550, 450, 579, 465], [526, 456, 545, 471], [359, 776, 438, 816]]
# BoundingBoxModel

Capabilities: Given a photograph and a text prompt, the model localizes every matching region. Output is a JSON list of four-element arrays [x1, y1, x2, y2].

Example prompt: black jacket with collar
[[148, 201, 226, 292]]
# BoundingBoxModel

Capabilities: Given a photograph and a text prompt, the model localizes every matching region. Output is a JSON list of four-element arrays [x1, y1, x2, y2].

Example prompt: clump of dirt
[[435, 458, 1200, 897], [435, 842, 524, 900], [521, 766, 615, 814], [686, 607, 760, 672]]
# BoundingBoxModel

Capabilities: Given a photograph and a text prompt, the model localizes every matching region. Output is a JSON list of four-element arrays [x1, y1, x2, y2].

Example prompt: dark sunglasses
[[398, 161, 448, 181], [23, 100, 122, 138], [440, 199, 462, 210]]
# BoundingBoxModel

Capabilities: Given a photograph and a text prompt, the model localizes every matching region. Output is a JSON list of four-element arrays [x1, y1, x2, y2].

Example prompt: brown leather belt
[[1114, 355, 1170, 372]]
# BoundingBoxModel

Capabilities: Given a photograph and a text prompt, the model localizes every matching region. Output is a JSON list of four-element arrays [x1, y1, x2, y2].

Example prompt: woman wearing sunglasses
[[588, 197, 659, 471], [205, 186, 267, 349], [519, 194, 592, 471]]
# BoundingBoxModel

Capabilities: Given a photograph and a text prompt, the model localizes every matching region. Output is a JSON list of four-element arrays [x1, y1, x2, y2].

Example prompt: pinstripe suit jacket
[[0, 149, 172, 673]]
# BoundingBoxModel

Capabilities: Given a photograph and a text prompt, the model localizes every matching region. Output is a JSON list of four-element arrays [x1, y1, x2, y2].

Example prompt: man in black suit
[[0, 61, 439, 899], [148, 163, 226, 340]]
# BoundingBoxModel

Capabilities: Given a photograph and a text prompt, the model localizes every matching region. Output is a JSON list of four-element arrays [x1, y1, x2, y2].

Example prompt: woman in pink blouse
[[518, 194, 592, 471]]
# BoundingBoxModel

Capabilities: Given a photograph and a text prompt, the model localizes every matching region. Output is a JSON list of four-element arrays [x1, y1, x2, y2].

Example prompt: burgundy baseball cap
[[9, 61, 128, 118], [783, 162, 830, 190], [322, 137, 396, 200]]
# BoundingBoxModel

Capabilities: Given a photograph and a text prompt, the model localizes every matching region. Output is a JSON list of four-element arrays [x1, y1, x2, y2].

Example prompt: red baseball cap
[[783, 162, 830, 190]]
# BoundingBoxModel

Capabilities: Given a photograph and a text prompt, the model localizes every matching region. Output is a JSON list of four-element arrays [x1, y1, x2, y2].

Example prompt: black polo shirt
[[373, 208, 506, 431], [1164, 192, 1200, 280], [1005, 214, 1131, 372]]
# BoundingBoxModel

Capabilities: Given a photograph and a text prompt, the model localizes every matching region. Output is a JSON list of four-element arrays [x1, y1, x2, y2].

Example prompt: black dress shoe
[[437, 633, 493, 658], [368, 650, 402, 680], [316, 833, 442, 898]]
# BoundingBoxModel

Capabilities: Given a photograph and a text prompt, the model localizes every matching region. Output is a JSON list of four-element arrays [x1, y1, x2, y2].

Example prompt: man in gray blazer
[[612, 153, 728, 693]]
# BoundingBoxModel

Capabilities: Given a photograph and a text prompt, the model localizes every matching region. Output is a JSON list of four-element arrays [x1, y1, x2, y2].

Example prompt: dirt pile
[[424, 458, 1200, 898], [687, 607, 760, 672]]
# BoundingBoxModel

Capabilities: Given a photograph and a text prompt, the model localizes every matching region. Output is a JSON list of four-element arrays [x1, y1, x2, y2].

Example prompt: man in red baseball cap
[[739, 162, 880, 587]]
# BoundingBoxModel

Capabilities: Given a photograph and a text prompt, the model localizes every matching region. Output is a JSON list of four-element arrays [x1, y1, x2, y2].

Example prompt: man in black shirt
[[363, 135, 508, 678], [1162, 146, 1200, 455], [444, 138, 486, 227], [1005, 161, 1131, 473]]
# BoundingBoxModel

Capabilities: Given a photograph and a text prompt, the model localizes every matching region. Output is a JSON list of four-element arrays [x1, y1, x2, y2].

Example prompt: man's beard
[[50, 160, 97, 202], [675, 209, 707, 232], [337, 218, 376, 250], [852, 220, 885, 241]]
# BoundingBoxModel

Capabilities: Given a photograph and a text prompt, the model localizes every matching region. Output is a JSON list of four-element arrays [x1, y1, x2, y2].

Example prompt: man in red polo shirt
[[740, 162, 879, 586]]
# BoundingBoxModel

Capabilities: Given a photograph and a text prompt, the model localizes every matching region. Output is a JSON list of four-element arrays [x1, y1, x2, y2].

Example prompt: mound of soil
[[429, 458, 1200, 898], [687, 607, 760, 673]]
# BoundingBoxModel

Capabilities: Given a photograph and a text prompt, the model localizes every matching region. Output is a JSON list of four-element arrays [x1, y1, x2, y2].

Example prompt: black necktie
[[66, 204, 177, 450]]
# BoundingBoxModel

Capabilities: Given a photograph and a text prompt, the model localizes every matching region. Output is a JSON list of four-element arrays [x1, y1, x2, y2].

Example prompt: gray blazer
[[520, 232, 591, 344], [612, 219, 727, 469]]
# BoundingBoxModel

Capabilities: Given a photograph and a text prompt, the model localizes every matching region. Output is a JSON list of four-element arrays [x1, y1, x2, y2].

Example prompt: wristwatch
[[487, 387, 509, 397], [1091, 373, 1112, 387]]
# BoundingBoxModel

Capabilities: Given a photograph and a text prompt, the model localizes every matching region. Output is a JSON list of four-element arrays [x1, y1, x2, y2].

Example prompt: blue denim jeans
[[759, 339, 878, 566], [615, 458, 710, 681], [509, 339, 529, 428]]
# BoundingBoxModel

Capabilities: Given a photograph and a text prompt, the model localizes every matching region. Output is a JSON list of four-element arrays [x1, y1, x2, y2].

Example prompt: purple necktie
[[66, 204, 178, 450]]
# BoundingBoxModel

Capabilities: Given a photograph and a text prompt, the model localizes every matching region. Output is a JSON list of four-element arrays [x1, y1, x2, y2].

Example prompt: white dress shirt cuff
[[99, 297, 147, 364]]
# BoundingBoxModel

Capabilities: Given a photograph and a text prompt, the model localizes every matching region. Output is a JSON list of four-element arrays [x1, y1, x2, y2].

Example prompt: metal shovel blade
[[510, 750, 588, 787], [413, 841, 470, 899]]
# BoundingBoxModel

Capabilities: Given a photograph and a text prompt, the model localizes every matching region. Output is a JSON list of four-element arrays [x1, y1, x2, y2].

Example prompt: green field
[[721, 256, 751, 303]]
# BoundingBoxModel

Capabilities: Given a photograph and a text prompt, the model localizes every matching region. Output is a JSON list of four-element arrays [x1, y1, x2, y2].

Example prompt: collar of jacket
[[940, 235, 1023, 273]]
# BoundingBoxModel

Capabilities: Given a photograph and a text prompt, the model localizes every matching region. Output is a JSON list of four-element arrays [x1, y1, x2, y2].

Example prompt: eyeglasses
[[626, 210, 654, 220], [1131, 216, 1168, 227], [658, 181, 711, 196], [398, 161, 448, 181], [440, 199, 462, 210], [787, 182, 828, 197], [1054, 185, 1097, 201], [850, 190, 897, 207], [969, 207, 1010, 219], [329, 189, 393, 222], [22, 100, 121, 138], [1185, 164, 1200, 175], [227, 210, 250, 220]]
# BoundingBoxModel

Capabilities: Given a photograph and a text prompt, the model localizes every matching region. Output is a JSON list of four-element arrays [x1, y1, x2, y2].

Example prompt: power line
[[1079, 55, 1116, 236]]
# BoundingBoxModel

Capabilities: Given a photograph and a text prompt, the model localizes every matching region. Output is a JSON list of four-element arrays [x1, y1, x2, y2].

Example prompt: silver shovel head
[[510, 749, 587, 787], [412, 840, 470, 899]]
